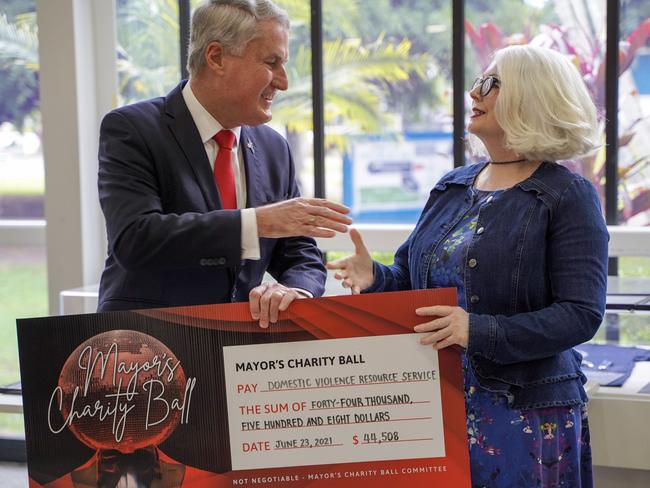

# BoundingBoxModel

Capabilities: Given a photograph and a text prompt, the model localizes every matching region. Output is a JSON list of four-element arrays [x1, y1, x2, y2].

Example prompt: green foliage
[[591, 312, 650, 346], [280, 0, 362, 39], [273, 0, 433, 135], [466, 0, 555, 35], [617, 314, 650, 345], [327, 251, 394, 266], [114, 0, 432, 133], [0, 0, 34, 21], [0, 12, 38, 129], [0, 413, 24, 437], [273, 36, 429, 133], [619, 257, 650, 278], [0, 0, 438, 138], [116, 0, 181, 102], [0, 251, 46, 436], [0, 257, 48, 385]]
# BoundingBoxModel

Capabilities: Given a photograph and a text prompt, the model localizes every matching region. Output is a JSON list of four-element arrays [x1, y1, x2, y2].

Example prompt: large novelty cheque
[[17, 288, 470, 487]]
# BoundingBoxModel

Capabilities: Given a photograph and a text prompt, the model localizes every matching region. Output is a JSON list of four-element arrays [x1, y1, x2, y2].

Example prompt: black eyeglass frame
[[471, 75, 500, 97]]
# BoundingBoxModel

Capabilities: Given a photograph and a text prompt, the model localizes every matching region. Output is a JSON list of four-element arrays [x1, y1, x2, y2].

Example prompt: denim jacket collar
[[437, 161, 560, 200]]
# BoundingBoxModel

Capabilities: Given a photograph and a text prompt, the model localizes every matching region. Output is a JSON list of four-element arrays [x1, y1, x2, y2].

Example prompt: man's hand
[[414, 305, 469, 350], [249, 283, 300, 328], [255, 198, 352, 238], [326, 229, 374, 294]]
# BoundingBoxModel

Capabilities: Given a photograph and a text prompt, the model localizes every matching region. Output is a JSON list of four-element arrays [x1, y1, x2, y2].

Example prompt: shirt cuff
[[241, 208, 260, 260], [291, 288, 313, 298]]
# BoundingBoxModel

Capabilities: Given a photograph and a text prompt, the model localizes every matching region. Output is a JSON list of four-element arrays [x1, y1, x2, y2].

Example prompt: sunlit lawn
[[0, 255, 47, 435], [0, 151, 44, 195], [618, 257, 650, 278]]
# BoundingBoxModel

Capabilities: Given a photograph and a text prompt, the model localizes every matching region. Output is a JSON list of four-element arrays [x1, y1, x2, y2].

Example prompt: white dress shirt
[[181, 83, 313, 298], [182, 83, 260, 260]]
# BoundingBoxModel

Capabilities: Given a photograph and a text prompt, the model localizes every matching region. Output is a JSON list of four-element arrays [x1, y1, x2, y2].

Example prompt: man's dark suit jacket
[[97, 82, 326, 312]]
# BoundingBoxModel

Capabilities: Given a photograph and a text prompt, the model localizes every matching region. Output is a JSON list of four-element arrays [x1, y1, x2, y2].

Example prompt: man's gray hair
[[187, 0, 289, 77]]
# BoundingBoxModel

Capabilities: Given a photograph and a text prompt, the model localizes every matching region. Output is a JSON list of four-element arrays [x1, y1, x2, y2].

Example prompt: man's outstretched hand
[[256, 198, 352, 238]]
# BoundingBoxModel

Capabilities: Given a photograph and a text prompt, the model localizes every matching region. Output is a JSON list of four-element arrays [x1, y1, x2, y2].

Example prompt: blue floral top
[[427, 188, 495, 308]]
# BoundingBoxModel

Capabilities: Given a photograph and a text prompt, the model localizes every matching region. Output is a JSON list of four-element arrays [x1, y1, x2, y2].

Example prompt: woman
[[328, 45, 608, 487]]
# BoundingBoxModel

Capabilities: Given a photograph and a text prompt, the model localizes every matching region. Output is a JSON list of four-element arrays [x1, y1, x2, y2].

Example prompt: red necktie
[[213, 129, 237, 209]]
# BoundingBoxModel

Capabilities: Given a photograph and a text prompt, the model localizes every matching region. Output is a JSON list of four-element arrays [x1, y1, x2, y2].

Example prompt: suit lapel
[[164, 82, 221, 209], [240, 127, 266, 207]]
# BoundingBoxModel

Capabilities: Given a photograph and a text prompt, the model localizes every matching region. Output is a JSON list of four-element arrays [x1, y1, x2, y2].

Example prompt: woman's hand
[[414, 305, 469, 350], [326, 229, 374, 294]]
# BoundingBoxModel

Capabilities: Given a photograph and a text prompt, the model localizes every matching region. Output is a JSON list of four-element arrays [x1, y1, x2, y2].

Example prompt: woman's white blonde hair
[[481, 45, 599, 161]]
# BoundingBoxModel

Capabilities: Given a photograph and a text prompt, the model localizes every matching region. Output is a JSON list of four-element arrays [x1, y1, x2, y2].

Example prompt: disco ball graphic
[[56, 330, 187, 452]]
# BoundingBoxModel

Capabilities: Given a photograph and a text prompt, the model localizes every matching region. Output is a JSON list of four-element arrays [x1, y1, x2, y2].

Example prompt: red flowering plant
[[465, 18, 650, 224]]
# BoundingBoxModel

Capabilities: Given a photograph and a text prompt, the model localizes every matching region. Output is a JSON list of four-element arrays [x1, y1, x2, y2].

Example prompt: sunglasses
[[471, 75, 500, 97]]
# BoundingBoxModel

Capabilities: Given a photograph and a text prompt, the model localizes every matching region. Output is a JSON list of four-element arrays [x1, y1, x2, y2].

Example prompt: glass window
[[0, 0, 45, 438], [618, 0, 650, 225], [323, 0, 453, 224], [189, 1, 315, 197], [0, 244, 46, 437], [619, 256, 650, 278], [116, 0, 181, 105], [0, 3, 42, 219], [465, 0, 558, 166], [267, 0, 315, 198], [591, 310, 650, 346]]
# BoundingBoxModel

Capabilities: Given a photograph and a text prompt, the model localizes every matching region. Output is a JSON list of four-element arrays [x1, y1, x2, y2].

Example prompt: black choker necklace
[[489, 158, 527, 164]]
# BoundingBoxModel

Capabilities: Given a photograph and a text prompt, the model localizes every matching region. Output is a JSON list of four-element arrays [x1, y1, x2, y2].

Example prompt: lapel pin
[[246, 139, 255, 154]]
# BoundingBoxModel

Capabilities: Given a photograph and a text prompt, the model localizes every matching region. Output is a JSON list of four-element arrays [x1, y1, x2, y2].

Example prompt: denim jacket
[[366, 161, 609, 409]]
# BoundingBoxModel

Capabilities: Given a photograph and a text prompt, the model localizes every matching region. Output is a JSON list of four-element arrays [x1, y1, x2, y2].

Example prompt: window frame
[[177, 0, 621, 243]]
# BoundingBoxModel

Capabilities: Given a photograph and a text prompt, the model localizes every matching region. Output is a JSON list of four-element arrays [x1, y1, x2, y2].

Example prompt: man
[[97, 0, 351, 326]]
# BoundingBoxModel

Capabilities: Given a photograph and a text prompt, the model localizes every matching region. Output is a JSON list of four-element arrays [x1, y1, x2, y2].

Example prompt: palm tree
[[115, 0, 183, 103], [273, 36, 429, 135], [0, 12, 39, 130], [1, 0, 432, 137], [274, 0, 431, 135]]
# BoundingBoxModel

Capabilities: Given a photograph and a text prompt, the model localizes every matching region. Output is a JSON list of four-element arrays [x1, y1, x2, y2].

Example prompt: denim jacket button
[[468, 258, 477, 268], [476, 226, 485, 235], [470, 294, 480, 304], [486, 195, 494, 203]]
